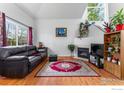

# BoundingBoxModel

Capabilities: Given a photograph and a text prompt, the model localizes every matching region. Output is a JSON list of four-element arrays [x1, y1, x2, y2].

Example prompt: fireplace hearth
[[78, 47, 89, 59]]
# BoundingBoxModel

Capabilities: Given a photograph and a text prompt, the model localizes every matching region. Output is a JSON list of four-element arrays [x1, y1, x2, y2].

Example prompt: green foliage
[[111, 8, 124, 26], [87, 3, 104, 21], [88, 3, 98, 7], [68, 44, 75, 53], [88, 8, 100, 21], [8, 38, 16, 46]]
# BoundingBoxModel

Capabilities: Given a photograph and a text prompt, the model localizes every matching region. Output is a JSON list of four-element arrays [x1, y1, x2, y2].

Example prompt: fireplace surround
[[77, 47, 89, 59]]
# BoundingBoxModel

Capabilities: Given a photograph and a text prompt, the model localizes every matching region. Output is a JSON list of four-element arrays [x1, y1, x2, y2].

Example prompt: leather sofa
[[0, 45, 47, 78]]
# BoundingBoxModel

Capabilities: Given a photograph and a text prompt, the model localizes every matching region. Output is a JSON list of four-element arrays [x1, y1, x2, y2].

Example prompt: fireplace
[[78, 47, 89, 59]]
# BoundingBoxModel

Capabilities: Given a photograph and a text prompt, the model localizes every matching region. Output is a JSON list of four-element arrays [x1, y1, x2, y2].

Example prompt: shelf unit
[[104, 31, 124, 79]]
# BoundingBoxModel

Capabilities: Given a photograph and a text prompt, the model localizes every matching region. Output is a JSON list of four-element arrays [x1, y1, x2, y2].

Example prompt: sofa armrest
[[3, 56, 29, 78], [37, 47, 47, 52], [37, 47, 48, 57]]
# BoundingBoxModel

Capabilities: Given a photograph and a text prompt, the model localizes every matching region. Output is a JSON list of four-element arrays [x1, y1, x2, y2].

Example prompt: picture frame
[[56, 27, 67, 37]]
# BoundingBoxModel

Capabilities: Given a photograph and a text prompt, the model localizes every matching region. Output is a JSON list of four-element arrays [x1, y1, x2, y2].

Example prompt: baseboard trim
[[74, 57, 89, 61], [58, 56, 89, 61], [58, 56, 73, 58]]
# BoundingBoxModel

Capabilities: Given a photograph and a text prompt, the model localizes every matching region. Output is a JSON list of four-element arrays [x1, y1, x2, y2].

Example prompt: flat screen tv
[[91, 43, 104, 58]]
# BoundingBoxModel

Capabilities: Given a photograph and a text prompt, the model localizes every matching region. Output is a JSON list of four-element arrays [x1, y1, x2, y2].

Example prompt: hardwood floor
[[0, 56, 124, 85]]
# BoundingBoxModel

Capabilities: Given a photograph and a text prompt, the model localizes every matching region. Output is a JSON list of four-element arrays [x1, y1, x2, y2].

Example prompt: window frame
[[87, 3, 108, 22], [17, 24, 29, 46], [6, 17, 29, 46]]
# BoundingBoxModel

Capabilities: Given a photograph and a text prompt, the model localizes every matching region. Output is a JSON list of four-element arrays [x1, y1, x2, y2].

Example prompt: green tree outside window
[[87, 3, 104, 21]]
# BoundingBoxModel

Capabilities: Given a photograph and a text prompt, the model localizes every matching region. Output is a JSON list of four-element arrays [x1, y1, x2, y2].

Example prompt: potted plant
[[112, 57, 118, 64], [108, 42, 113, 52], [107, 53, 112, 62], [111, 8, 124, 31], [103, 22, 112, 33], [68, 44, 75, 57]]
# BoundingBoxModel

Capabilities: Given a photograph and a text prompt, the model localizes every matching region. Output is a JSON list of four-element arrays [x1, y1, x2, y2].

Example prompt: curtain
[[29, 27, 33, 45], [0, 12, 6, 46]]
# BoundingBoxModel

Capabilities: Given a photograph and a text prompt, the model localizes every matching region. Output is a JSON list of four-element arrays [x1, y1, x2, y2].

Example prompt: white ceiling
[[15, 3, 87, 19]]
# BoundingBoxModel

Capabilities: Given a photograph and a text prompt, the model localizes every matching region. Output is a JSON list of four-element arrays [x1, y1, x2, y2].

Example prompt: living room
[[0, 1, 124, 89]]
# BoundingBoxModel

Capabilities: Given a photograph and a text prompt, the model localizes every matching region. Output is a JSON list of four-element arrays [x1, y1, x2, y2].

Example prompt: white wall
[[36, 19, 79, 56], [0, 3, 37, 45], [108, 3, 124, 17], [36, 3, 124, 56], [0, 3, 34, 27], [36, 19, 104, 56]]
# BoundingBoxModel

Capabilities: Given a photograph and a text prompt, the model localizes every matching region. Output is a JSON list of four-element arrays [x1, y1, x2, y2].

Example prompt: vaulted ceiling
[[15, 3, 87, 19]]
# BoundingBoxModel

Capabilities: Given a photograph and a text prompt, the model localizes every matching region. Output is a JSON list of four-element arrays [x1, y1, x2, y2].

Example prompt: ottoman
[[49, 54, 58, 62]]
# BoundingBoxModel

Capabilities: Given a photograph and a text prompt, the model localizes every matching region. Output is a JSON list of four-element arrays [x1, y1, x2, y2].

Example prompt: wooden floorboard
[[0, 56, 124, 85]]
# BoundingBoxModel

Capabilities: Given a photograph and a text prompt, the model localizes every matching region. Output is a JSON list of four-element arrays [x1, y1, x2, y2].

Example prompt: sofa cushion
[[13, 47, 26, 54], [0, 46, 27, 59], [40, 52, 47, 57], [26, 45, 36, 51], [32, 52, 42, 56], [6, 56, 28, 61], [28, 56, 41, 71], [27, 50, 37, 56], [0, 49, 11, 59], [16, 51, 28, 56], [28, 56, 41, 63]]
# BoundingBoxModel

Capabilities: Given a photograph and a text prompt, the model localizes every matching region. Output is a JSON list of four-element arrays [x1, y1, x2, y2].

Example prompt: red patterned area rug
[[36, 59, 100, 77]]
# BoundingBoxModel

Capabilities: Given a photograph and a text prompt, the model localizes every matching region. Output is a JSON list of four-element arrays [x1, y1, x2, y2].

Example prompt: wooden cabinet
[[104, 61, 121, 78], [104, 31, 124, 79], [114, 64, 121, 78]]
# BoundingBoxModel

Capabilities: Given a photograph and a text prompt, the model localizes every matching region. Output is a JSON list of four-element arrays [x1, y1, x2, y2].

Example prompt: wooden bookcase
[[104, 31, 124, 79]]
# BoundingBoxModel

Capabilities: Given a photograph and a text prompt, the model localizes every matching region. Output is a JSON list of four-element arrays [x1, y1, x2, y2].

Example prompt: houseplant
[[111, 8, 124, 31], [108, 42, 113, 52], [103, 22, 113, 33], [68, 44, 75, 57], [107, 52, 112, 62]]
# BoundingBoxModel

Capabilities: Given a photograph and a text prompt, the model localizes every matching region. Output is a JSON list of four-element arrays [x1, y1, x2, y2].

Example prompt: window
[[18, 25, 28, 45], [6, 17, 28, 46], [6, 19, 17, 46], [87, 3, 105, 21]]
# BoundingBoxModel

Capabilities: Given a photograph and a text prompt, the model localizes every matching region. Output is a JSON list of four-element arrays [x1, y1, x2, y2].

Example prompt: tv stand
[[89, 54, 104, 69]]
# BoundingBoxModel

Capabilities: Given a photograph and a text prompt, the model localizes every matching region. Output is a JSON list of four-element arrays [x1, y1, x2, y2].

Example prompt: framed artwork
[[56, 28, 67, 37]]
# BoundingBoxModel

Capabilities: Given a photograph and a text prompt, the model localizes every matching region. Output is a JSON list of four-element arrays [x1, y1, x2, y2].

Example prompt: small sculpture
[[39, 42, 43, 48], [78, 20, 95, 38]]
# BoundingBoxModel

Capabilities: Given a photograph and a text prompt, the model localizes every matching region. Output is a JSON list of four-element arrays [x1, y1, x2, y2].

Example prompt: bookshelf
[[104, 31, 124, 79]]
